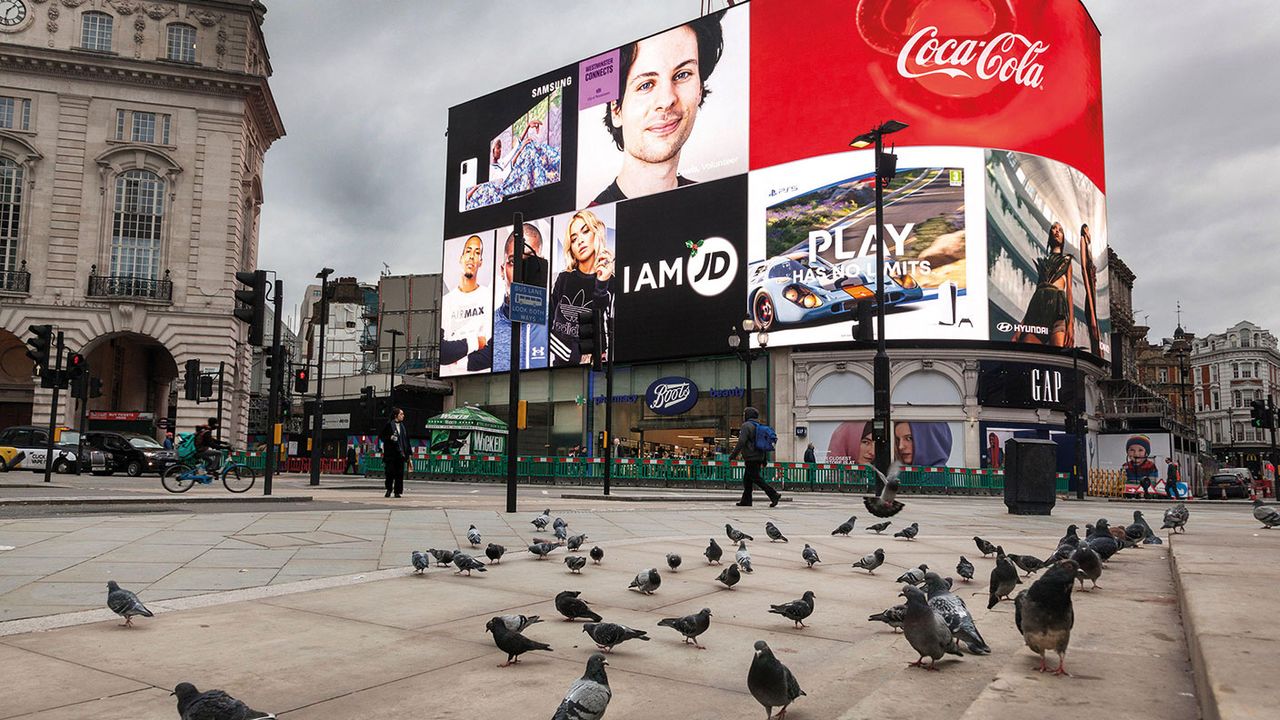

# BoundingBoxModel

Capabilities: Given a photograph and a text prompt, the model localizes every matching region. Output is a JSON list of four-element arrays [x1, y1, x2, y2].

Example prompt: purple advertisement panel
[[579, 49, 620, 110]]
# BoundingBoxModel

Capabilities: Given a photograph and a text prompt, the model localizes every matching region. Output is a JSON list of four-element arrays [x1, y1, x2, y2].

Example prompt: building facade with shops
[[1192, 321, 1280, 475]]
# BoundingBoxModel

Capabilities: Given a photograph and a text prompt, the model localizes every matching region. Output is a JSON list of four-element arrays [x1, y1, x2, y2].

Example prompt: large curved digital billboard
[[440, 0, 1107, 378]]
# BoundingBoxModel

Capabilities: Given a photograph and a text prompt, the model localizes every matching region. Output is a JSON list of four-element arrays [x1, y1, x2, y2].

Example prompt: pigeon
[[666, 553, 682, 572], [532, 536, 555, 545], [106, 581, 153, 627], [923, 571, 989, 654], [532, 509, 551, 530], [555, 590, 603, 622], [1086, 528, 1120, 563], [726, 523, 754, 542], [499, 614, 543, 633], [895, 564, 929, 585], [555, 524, 569, 543], [866, 520, 891, 534], [1254, 499, 1280, 528], [801, 544, 821, 568], [554, 516, 569, 532], [529, 542, 559, 560], [704, 538, 724, 564], [486, 616, 553, 667], [956, 556, 975, 582], [868, 604, 906, 632], [583, 621, 650, 652], [567, 533, 589, 551], [831, 516, 857, 536], [716, 562, 741, 589], [411, 550, 430, 574], [736, 540, 754, 573], [452, 552, 487, 575], [1008, 553, 1047, 577], [900, 585, 962, 670], [769, 590, 816, 628], [172, 683, 274, 720], [467, 524, 482, 547], [564, 556, 587, 573], [987, 546, 1020, 608], [765, 521, 789, 543], [552, 653, 611, 720], [1015, 559, 1078, 675], [658, 607, 713, 649], [1050, 543, 1076, 563], [852, 548, 885, 575], [1161, 504, 1189, 533], [863, 462, 905, 517], [1071, 544, 1103, 591], [628, 567, 661, 594], [748, 640, 806, 720], [1129, 510, 1162, 545], [1058, 524, 1081, 548], [485, 543, 506, 564], [893, 522, 919, 541], [428, 548, 455, 567], [589, 545, 605, 564], [974, 536, 998, 557]]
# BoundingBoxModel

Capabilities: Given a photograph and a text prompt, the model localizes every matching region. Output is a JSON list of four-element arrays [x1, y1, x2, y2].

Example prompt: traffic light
[[66, 353, 86, 382], [361, 385, 376, 416], [294, 367, 310, 394], [25, 324, 52, 373], [88, 377, 103, 399], [233, 269, 268, 346], [198, 375, 214, 399], [578, 309, 604, 371], [183, 359, 201, 401], [1251, 399, 1267, 428]]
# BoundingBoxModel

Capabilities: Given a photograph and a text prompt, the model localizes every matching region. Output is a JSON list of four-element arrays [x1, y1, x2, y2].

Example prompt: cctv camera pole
[[264, 278, 284, 496], [506, 213, 524, 513], [42, 331, 65, 484], [872, 132, 891, 492]]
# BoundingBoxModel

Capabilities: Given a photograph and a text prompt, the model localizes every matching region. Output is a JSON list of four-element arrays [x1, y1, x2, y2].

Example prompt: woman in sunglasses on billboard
[[549, 209, 614, 366], [1013, 222, 1074, 348]]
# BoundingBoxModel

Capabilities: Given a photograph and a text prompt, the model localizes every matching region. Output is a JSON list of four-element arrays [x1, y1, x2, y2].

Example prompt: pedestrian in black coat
[[380, 407, 410, 497]]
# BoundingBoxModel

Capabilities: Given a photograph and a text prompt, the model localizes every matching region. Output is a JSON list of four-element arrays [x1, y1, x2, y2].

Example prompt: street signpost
[[509, 282, 547, 325]]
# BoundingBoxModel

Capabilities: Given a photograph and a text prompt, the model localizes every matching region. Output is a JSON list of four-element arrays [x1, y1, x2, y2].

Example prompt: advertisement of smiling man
[[439, 231, 497, 377], [575, 6, 749, 209]]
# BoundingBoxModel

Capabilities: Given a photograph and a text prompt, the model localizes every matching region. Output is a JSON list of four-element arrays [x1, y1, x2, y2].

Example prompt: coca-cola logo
[[645, 376, 700, 416], [896, 25, 1049, 89]]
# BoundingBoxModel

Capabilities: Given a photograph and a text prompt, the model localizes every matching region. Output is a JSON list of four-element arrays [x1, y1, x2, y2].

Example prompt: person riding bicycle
[[194, 418, 228, 475]]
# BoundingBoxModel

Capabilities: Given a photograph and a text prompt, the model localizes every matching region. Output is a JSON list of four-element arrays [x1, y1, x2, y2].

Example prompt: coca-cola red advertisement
[[749, 0, 1104, 193]]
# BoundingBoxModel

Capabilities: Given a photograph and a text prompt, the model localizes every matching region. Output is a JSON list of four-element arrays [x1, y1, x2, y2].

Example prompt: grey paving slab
[[1, 540, 130, 558], [147, 567, 280, 591], [184, 548, 298, 568], [0, 581, 108, 609], [43, 561, 184, 584], [57, 525, 164, 543], [228, 533, 317, 548], [291, 543, 382, 560], [276, 558, 377, 576], [0, 556, 84, 577], [0, 531, 64, 547], [0, 575, 38, 594], [0, 643, 150, 719], [3, 687, 173, 720], [134, 530, 232, 546], [94, 543, 212, 564]]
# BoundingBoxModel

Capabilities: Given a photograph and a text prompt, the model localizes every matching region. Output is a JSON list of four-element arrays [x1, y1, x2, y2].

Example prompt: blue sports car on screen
[[746, 253, 922, 331]]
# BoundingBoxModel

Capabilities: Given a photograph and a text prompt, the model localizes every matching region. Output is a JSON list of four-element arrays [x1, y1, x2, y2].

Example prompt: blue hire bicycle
[[161, 450, 256, 494]]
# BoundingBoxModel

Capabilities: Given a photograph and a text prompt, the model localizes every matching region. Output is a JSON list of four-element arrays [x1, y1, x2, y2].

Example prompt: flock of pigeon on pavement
[[100, 498, 1280, 719]]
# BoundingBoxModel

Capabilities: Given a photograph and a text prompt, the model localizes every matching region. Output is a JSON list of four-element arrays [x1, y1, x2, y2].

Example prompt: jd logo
[[621, 236, 738, 298]]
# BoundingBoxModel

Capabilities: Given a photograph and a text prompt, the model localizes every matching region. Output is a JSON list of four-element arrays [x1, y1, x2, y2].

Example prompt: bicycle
[[161, 450, 257, 494]]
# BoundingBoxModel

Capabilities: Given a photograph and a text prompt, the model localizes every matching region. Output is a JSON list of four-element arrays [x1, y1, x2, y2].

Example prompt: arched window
[[111, 170, 164, 279], [0, 158, 21, 274], [166, 24, 197, 63], [81, 12, 114, 52]]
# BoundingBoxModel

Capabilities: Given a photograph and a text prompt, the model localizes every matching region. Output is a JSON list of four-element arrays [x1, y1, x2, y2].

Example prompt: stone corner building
[[0, 0, 283, 441]]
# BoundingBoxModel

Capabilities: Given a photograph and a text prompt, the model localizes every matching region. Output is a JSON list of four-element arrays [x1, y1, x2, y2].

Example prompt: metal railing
[[0, 261, 31, 293], [87, 266, 173, 302]]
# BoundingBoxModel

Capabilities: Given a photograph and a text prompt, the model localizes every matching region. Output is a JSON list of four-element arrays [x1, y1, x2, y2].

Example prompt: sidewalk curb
[[0, 495, 313, 507], [1168, 536, 1217, 720], [559, 493, 793, 503]]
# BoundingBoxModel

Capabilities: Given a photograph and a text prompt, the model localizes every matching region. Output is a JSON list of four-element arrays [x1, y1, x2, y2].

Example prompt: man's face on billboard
[[503, 233, 542, 286], [460, 236, 484, 280], [1127, 443, 1147, 462], [610, 25, 702, 166]]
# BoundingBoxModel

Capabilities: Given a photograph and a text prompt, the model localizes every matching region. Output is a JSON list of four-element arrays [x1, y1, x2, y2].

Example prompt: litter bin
[[1003, 438, 1058, 515]]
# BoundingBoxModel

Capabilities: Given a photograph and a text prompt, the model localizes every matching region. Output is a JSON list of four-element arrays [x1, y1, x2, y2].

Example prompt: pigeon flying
[[628, 568, 661, 594], [894, 522, 920, 541], [705, 538, 724, 564], [552, 653, 611, 720], [852, 548, 886, 575], [956, 556, 975, 582], [831, 516, 857, 536], [765, 521, 789, 543], [1015, 559, 1078, 675], [769, 590, 816, 628], [564, 556, 587, 573], [863, 462, 905, 517], [486, 616, 553, 667], [801, 544, 821, 568], [658, 608, 712, 649], [555, 590, 603, 622], [726, 523, 754, 542], [900, 585, 962, 670], [748, 640, 806, 720], [716, 562, 741, 589], [411, 550, 430, 574], [866, 520, 891, 534], [172, 682, 274, 720], [589, 545, 605, 564], [583, 622, 650, 652], [106, 581, 153, 627]]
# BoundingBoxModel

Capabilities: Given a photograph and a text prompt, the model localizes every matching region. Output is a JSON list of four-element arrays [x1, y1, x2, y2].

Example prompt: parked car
[[0, 425, 107, 474], [82, 431, 177, 476], [1207, 471, 1251, 499]]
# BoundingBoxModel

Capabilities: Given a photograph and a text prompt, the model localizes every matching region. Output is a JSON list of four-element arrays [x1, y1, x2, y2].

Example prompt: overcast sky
[[258, 0, 1279, 342]]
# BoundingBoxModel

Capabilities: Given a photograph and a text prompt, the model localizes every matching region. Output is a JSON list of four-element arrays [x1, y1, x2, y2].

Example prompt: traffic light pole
[[505, 213, 524, 514], [264, 278, 284, 496], [1269, 395, 1278, 489], [603, 312, 613, 496], [42, 332, 64, 484], [74, 367, 90, 477], [215, 361, 225, 444], [309, 271, 332, 486]]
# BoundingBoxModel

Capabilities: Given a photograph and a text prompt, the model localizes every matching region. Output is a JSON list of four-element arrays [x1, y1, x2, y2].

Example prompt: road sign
[[510, 282, 547, 325]]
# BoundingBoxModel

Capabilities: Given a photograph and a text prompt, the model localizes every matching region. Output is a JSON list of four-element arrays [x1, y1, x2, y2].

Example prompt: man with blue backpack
[[729, 406, 781, 507]]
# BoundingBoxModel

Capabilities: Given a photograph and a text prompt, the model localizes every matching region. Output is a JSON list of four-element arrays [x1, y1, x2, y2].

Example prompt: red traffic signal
[[293, 367, 310, 394]]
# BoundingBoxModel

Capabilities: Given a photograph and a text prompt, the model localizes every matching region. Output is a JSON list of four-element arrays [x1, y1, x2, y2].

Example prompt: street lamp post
[[309, 268, 334, 486], [850, 120, 908, 490], [385, 328, 403, 394], [727, 317, 769, 415]]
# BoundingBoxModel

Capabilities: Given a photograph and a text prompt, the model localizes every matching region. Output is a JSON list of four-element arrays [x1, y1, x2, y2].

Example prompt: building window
[[1212, 392, 1219, 410], [0, 97, 32, 131], [1242, 364, 1252, 379], [166, 24, 197, 63], [81, 12, 114, 52], [1158, 367, 1168, 383], [110, 170, 165, 280], [1233, 363, 1240, 379], [1233, 390, 1241, 407], [0, 158, 21, 273], [115, 109, 171, 145]]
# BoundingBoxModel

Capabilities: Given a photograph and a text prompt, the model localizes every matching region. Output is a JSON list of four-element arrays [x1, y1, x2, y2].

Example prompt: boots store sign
[[646, 377, 700, 416]]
